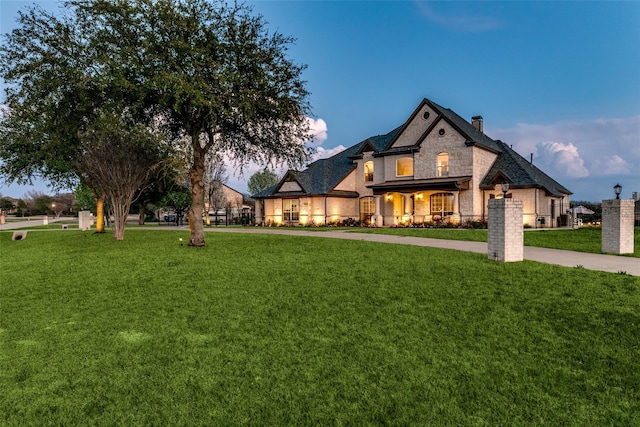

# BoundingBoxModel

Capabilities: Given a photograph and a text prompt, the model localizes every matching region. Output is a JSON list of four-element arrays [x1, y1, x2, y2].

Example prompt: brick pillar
[[602, 199, 635, 254], [488, 199, 523, 262], [78, 210, 92, 231]]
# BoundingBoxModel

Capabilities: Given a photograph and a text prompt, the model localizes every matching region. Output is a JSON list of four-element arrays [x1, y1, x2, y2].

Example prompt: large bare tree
[[81, 0, 312, 246], [75, 113, 169, 240]]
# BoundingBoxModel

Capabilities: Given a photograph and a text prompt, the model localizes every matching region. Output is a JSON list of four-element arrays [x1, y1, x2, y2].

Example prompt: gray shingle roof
[[253, 127, 401, 198], [481, 140, 572, 196]]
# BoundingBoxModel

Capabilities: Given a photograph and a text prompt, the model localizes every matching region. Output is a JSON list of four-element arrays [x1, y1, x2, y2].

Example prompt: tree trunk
[[188, 142, 206, 246], [112, 200, 127, 241], [95, 193, 106, 233]]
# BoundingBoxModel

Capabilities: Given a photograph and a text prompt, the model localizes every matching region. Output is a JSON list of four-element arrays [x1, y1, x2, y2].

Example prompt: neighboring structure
[[253, 98, 571, 227], [205, 182, 253, 225]]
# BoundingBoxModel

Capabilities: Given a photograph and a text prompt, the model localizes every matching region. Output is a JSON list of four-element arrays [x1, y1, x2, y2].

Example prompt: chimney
[[471, 115, 483, 133]]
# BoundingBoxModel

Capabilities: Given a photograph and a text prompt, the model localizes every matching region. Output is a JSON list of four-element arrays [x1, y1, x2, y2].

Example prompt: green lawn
[[348, 226, 640, 257], [1, 230, 639, 425]]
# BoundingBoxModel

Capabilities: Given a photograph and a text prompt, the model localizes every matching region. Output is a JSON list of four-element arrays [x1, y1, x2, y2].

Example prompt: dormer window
[[364, 161, 374, 182], [437, 152, 449, 177], [396, 157, 413, 177]]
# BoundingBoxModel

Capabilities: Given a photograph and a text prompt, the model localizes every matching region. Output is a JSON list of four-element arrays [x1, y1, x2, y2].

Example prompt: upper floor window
[[396, 157, 413, 177], [364, 161, 374, 182], [437, 152, 449, 177]]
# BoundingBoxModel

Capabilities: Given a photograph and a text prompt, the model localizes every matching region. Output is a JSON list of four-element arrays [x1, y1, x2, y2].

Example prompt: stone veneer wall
[[602, 199, 635, 254], [488, 199, 523, 262]]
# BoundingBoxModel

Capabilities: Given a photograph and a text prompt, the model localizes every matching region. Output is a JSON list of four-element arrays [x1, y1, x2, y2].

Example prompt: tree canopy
[[1, 0, 313, 246], [248, 168, 280, 196], [81, 0, 312, 245]]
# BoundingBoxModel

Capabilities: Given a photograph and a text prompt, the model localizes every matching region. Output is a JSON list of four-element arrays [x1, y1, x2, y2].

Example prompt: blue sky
[[1, 0, 639, 202]]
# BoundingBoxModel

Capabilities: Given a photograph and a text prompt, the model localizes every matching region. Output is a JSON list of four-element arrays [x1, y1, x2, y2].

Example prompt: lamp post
[[501, 180, 509, 199], [614, 183, 622, 199]]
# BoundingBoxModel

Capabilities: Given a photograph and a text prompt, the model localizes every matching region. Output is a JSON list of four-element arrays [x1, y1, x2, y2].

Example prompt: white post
[[255, 200, 263, 225], [374, 195, 383, 227], [403, 193, 412, 223]]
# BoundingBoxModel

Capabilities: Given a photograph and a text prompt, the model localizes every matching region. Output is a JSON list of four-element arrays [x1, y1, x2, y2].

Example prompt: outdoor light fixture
[[614, 183, 622, 199], [501, 180, 509, 198]]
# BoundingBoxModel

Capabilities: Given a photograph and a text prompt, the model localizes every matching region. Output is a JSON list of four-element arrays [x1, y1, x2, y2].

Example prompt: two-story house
[[253, 98, 572, 228]]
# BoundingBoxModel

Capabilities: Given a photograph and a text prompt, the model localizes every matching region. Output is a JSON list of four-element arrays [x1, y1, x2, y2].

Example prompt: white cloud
[[488, 115, 640, 180], [306, 117, 328, 147], [310, 144, 347, 162], [535, 141, 589, 178]]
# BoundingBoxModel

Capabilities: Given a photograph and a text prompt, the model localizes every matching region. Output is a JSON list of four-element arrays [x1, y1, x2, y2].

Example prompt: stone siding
[[335, 170, 356, 192], [414, 120, 471, 180], [390, 104, 436, 148]]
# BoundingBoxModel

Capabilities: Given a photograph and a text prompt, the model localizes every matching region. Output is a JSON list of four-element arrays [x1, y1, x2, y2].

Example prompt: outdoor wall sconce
[[386, 194, 392, 201], [614, 183, 622, 199], [501, 180, 509, 198], [416, 192, 423, 200]]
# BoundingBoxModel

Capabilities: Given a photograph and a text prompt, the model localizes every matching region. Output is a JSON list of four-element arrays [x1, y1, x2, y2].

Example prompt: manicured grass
[[349, 227, 640, 257], [1, 230, 638, 425]]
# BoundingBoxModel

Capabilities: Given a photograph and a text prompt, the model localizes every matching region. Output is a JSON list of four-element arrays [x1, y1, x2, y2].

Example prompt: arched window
[[431, 192, 454, 216], [437, 152, 449, 177], [396, 157, 413, 177], [364, 161, 374, 182], [360, 197, 375, 224]]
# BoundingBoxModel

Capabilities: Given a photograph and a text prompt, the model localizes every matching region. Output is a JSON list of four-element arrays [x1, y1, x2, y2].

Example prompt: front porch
[[368, 177, 471, 227]]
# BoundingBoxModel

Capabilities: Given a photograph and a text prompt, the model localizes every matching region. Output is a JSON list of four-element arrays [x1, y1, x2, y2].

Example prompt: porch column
[[255, 200, 263, 225], [374, 195, 383, 227], [403, 193, 412, 223], [452, 191, 460, 223]]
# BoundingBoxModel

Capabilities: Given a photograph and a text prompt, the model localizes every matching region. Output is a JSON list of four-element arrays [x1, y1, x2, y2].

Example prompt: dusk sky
[[1, 0, 639, 202]]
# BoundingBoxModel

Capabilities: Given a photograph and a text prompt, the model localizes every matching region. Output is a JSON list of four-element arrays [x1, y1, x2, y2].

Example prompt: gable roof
[[480, 140, 572, 196], [382, 98, 502, 154]]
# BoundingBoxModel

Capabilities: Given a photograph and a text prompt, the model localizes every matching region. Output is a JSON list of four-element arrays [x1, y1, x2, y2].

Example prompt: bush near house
[[1, 231, 638, 425]]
